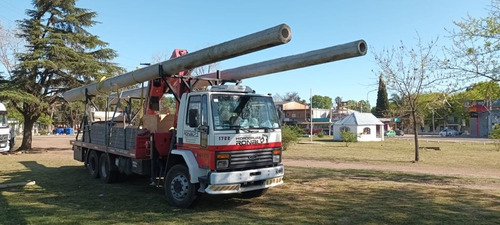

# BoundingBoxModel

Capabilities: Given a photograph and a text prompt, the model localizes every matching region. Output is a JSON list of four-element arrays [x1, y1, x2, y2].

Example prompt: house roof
[[334, 112, 383, 126]]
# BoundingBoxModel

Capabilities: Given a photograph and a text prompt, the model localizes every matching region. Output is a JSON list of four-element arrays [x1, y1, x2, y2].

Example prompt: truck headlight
[[216, 153, 230, 169], [216, 159, 229, 169], [272, 149, 281, 163]]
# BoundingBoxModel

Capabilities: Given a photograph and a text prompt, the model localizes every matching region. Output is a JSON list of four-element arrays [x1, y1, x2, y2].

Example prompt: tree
[[160, 96, 177, 115], [272, 93, 283, 103], [340, 130, 356, 147], [466, 81, 500, 100], [418, 93, 449, 132], [488, 124, 500, 151], [445, 0, 500, 83], [4, 0, 122, 150], [281, 92, 307, 104], [311, 95, 332, 109], [344, 99, 370, 112], [375, 75, 389, 117], [358, 100, 370, 113], [281, 124, 302, 150], [59, 102, 84, 128], [374, 37, 444, 162], [0, 23, 23, 80], [387, 93, 403, 116], [335, 96, 342, 110]]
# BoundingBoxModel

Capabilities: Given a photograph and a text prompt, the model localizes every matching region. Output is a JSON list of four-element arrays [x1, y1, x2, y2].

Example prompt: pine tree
[[375, 75, 389, 117], [6, 0, 122, 150]]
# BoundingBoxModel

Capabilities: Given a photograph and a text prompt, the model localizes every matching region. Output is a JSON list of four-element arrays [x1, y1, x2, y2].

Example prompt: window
[[363, 127, 371, 135], [201, 95, 208, 126], [340, 126, 350, 132], [0, 112, 7, 128], [211, 94, 280, 130], [186, 95, 206, 126]]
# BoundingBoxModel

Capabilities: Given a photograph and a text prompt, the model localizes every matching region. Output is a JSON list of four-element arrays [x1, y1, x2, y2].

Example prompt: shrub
[[489, 124, 500, 151], [317, 132, 325, 138], [340, 130, 356, 147], [281, 124, 301, 150]]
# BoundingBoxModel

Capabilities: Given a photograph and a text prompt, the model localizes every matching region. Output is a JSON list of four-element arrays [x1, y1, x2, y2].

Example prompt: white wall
[[333, 124, 384, 142], [332, 125, 357, 141], [356, 125, 379, 142]]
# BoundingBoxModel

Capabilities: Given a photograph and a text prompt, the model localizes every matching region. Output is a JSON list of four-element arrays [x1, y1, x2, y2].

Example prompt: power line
[[0, 0, 26, 26]]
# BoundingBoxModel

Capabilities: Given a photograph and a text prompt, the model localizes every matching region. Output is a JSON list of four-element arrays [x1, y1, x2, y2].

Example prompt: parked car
[[439, 128, 459, 137], [385, 130, 396, 137], [395, 129, 404, 136]]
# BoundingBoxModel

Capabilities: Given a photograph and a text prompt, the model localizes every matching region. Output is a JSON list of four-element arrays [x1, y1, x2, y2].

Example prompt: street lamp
[[366, 89, 377, 113]]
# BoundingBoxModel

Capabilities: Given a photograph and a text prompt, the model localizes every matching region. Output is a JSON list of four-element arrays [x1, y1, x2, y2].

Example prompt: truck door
[[184, 94, 208, 149]]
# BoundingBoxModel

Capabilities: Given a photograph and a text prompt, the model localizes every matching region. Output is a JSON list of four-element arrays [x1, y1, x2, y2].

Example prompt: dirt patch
[[6, 135, 74, 154]]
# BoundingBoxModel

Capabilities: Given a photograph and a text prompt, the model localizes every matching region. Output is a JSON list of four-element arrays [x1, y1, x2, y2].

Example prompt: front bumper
[[204, 165, 284, 194], [0, 141, 9, 152]]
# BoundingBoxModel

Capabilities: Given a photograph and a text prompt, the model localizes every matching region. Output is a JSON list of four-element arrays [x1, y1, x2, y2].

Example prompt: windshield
[[212, 94, 280, 130], [0, 112, 7, 128]]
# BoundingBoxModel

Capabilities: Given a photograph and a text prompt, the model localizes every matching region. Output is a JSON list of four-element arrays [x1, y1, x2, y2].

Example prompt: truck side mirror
[[188, 109, 199, 128]]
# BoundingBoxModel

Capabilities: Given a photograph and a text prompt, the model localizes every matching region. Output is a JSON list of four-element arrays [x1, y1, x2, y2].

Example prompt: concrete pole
[[112, 40, 368, 99], [63, 24, 292, 102], [195, 40, 367, 85]]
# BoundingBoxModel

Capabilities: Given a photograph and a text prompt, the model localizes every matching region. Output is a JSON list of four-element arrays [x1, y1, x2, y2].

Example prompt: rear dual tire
[[99, 153, 119, 183], [86, 150, 118, 183]]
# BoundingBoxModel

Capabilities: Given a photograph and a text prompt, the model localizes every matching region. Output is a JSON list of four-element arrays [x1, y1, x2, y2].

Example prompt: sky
[[0, 0, 492, 107]]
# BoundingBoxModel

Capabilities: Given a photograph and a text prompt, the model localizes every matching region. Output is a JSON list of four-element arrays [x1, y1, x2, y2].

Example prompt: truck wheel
[[164, 164, 197, 208], [87, 150, 99, 179], [240, 188, 268, 199], [99, 153, 119, 183]]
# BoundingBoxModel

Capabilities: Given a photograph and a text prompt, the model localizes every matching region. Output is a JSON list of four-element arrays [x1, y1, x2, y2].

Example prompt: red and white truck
[[63, 24, 367, 208]]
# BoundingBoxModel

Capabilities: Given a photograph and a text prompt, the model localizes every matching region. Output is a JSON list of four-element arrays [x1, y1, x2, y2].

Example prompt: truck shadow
[[1, 160, 255, 223]]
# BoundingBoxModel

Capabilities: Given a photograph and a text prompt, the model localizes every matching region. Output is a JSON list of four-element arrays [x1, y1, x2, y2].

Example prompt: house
[[281, 102, 309, 123], [468, 99, 500, 137], [333, 112, 384, 142], [276, 101, 334, 134]]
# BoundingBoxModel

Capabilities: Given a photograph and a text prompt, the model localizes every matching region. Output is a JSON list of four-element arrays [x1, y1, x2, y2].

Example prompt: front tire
[[87, 150, 99, 179], [164, 164, 197, 208]]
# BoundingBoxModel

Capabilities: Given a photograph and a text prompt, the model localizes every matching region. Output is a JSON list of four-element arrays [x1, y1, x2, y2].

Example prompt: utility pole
[[432, 108, 435, 133], [310, 88, 313, 142]]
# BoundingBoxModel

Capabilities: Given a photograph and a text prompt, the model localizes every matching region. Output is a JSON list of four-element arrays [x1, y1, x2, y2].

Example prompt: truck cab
[[164, 85, 284, 206]]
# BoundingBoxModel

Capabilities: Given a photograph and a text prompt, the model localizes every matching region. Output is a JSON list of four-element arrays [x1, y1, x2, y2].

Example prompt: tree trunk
[[19, 115, 38, 150], [411, 110, 419, 162]]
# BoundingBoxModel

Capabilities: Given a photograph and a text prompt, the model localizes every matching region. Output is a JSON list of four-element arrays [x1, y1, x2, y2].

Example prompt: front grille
[[217, 149, 278, 171], [0, 134, 8, 142]]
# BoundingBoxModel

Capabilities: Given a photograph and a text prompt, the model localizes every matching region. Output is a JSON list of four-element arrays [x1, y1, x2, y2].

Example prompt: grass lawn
[[286, 137, 500, 170], [0, 138, 499, 224]]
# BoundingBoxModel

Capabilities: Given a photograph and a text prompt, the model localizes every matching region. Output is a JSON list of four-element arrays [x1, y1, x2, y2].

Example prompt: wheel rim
[[170, 173, 189, 200]]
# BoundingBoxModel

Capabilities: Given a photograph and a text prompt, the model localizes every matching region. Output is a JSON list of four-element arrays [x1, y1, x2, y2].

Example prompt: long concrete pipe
[[196, 40, 367, 83], [114, 40, 367, 99], [63, 24, 292, 102]]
